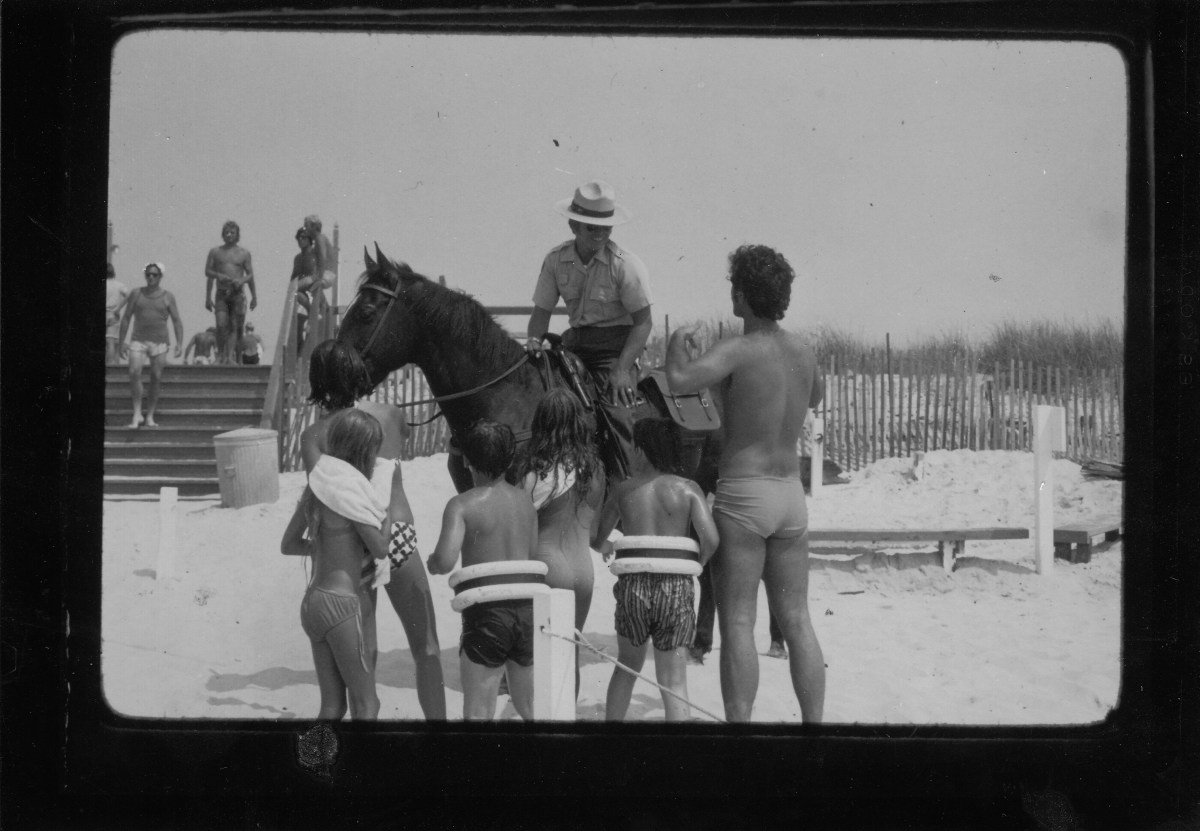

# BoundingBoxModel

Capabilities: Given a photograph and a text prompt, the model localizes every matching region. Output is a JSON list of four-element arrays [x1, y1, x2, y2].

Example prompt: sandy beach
[[101, 448, 1122, 725]]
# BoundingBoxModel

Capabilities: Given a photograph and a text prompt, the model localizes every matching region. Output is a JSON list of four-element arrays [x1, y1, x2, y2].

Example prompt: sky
[[108, 32, 1127, 355]]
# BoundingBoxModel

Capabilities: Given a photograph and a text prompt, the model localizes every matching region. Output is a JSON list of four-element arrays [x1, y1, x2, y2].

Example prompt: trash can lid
[[214, 427, 278, 443]]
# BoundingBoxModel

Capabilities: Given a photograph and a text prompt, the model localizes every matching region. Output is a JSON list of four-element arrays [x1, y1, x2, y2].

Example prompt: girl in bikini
[[512, 388, 606, 696], [299, 340, 446, 720], [281, 409, 390, 720]]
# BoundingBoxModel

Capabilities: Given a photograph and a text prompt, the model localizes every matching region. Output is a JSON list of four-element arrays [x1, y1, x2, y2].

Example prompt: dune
[[101, 448, 1122, 724]]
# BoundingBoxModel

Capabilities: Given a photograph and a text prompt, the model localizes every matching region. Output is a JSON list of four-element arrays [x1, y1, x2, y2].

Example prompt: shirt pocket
[[587, 272, 618, 305], [555, 269, 582, 303]]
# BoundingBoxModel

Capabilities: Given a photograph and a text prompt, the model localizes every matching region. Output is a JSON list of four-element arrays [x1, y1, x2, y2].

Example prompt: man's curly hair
[[728, 244, 794, 321]]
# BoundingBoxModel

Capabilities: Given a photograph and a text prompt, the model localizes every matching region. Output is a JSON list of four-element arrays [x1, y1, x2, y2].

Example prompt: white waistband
[[610, 558, 703, 577], [448, 559, 549, 589], [611, 535, 699, 553]]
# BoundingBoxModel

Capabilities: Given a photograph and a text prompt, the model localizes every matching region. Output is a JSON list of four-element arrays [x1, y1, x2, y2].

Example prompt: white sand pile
[[102, 449, 1121, 725]]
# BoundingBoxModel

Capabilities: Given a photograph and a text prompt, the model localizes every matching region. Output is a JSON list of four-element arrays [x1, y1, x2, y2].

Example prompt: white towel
[[308, 456, 397, 590], [524, 465, 577, 510], [309, 455, 387, 528]]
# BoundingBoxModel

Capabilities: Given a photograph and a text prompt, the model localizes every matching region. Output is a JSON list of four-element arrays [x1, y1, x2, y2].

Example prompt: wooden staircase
[[104, 363, 273, 497]]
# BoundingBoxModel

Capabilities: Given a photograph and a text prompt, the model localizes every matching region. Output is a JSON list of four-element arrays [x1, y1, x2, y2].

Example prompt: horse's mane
[[360, 261, 525, 375]]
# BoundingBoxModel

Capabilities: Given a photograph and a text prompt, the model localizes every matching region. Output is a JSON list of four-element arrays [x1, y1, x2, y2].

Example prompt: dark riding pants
[[562, 325, 635, 481]]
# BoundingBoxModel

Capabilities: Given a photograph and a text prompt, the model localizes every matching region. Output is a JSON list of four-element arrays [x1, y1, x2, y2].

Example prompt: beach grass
[[645, 317, 1124, 373]]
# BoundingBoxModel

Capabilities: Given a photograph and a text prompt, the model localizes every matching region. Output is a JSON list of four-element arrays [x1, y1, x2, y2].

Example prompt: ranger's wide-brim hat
[[555, 180, 632, 226]]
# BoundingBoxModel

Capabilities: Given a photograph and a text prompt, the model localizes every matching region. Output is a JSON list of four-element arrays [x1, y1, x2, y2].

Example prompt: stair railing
[[260, 280, 300, 465]]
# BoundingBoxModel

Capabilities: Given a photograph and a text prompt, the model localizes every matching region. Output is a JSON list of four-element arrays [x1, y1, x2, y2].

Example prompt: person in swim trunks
[[428, 421, 539, 720], [665, 244, 826, 724], [300, 340, 445, 720], [591, 418, 718, 722], [204, 220, 257, 365], [105, 262, 130, 365], [117, 262, 184, 428], [281, 409, 391, 720]]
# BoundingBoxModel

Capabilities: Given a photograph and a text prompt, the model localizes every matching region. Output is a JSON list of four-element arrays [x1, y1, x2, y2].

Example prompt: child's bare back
[[454, 481, 538, 569]]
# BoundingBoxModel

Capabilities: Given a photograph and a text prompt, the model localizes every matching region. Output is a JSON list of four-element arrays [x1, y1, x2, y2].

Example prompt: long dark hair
[[308, 340, 373, 411], [516, 388, 600, 498]]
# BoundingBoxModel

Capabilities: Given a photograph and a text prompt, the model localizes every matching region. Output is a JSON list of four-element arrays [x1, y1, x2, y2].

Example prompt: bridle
[[351, 278, 532, 416], [355, 281, 400, 367]]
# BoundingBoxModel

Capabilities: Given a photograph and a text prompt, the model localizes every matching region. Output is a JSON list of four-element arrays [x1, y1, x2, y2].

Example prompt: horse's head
[[336, 244, 423, 385]]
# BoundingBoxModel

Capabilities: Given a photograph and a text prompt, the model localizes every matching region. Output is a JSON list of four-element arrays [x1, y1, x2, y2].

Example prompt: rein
[[354, 280, 532, 424]]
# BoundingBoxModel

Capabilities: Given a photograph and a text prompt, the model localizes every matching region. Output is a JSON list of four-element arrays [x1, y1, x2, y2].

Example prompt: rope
[[540, 626, 727, 723]]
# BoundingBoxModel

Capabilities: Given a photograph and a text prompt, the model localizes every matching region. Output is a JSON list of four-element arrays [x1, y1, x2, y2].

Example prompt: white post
[[810, 417, 825, 501], [532, 588, 576, 720], [1033, 405, 1066, 575], [155, 486, 178, 584]]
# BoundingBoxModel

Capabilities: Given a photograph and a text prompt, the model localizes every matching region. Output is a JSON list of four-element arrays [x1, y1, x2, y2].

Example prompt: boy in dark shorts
[[591, 418, 719, 721], [428, 421, 539, 720]]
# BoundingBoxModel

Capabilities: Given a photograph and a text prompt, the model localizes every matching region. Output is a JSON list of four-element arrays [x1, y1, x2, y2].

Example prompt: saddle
[[535, 339, 721, 482]]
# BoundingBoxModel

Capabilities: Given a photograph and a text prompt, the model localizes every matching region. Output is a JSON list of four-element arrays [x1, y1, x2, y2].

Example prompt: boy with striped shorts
[[591, 418, 719, 721]]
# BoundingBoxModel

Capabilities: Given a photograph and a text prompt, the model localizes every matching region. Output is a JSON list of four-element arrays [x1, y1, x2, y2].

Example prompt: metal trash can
[[213, 427, 279, 508]]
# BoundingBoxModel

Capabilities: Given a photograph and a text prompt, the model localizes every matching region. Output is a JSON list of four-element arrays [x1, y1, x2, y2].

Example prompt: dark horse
[[336, 245, 686, 493]]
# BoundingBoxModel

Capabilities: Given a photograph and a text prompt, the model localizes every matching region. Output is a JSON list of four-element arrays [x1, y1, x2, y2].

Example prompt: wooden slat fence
[[280, 366, 450, 471], [816, 352, 1123, 471]]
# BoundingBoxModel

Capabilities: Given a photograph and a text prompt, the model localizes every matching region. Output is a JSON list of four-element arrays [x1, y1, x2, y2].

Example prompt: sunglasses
[[145, 271, 162, 277]]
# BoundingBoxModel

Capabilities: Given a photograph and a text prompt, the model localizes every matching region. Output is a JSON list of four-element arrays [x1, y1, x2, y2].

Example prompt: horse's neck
[[410, 332, 539, 436]]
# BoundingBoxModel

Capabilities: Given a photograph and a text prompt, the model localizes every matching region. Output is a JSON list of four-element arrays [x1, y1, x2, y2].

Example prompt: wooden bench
[[807, 527, 1031, 573], [1053, 521, 1122, 564]]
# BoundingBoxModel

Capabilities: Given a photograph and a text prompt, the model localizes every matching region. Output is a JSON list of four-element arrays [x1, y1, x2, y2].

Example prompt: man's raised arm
[[665, 324, 741, 394]]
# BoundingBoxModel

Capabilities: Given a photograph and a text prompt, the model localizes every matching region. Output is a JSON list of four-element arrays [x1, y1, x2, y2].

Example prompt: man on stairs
[[118, 262, 184, 428]]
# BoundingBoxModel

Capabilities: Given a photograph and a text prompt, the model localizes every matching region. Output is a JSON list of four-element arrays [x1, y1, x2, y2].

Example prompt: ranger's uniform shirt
[[532, 239, 652, 329]]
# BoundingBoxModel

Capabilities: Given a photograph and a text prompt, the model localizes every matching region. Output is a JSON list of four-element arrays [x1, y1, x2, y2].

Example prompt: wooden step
[[105, 389, 266, 409], [105, 425, 264, 444], [103, 475, 221, 497], [104, 458, 219, 478], [104, 409, 263, 429], [104, 441, 217, 461], [102, 367, 272, 386]]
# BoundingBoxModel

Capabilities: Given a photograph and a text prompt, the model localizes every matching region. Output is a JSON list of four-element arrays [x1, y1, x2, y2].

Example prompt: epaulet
[[551, 239, 575, 254]]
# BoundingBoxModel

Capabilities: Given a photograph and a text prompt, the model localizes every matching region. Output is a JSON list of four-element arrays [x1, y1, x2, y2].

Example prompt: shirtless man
[[427, 421, 539, 721], [183, 327, 217, 364], [302, 215, 335, 323], [665, 244, 825, 723], [118, 262, 184, 428], [204, 220, 257, 365], [289, 227, 317, 354]]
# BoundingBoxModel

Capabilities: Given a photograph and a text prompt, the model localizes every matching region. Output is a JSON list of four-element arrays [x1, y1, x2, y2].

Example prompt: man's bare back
[[713, 329, 820, 479]]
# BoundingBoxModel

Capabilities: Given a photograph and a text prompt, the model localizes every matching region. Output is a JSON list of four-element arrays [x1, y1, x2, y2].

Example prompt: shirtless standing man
[[118, 262, 184, 428], [204, 220, 257, 365], [302, 215, 335, 341], [665, 244, 825, 723]]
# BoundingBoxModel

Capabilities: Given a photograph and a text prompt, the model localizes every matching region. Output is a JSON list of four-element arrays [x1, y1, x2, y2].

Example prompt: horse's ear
[[364, 246, 376, 270], [374, 243, 389, 270]]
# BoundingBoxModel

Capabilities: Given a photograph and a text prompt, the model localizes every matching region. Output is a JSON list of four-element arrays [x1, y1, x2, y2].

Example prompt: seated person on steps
[[591, 418, 719, 722], [427, 421, 539, 721]]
